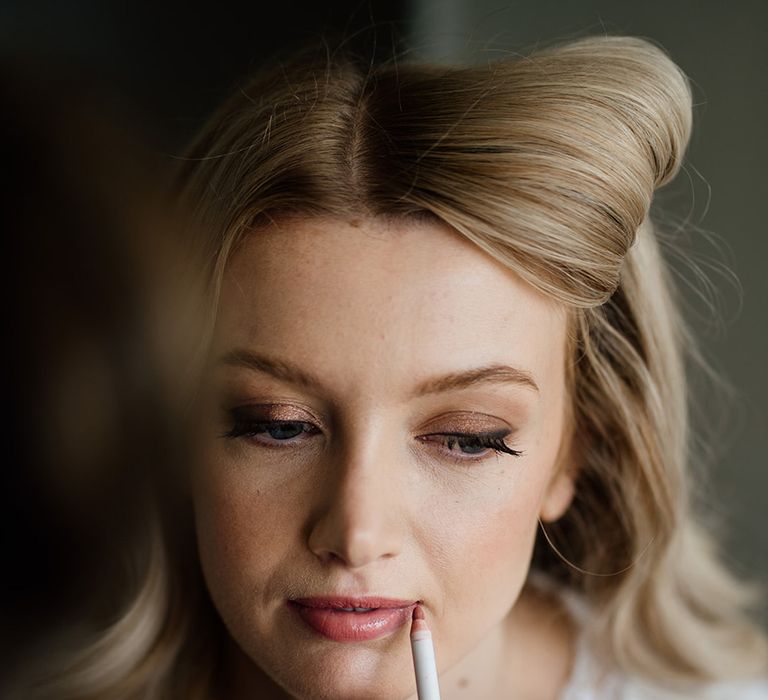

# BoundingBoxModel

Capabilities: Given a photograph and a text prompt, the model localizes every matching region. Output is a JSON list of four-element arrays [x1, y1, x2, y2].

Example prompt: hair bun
[[536, 35, 693, 190], [360, 35, 694, 303]]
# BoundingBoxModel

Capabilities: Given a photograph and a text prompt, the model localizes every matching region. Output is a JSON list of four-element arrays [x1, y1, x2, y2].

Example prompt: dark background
[[0, 1, 409, 148], [2, 0, 765, 644]]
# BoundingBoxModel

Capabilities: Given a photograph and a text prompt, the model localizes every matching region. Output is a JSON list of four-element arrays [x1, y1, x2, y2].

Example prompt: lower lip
[[289, 602, 416, 641]]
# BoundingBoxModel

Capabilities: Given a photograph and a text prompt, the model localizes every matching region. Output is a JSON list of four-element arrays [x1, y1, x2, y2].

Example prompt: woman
[[21, 34, 768, 699]]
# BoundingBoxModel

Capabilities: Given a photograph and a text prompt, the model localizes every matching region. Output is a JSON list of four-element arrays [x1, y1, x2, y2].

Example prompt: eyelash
[[221, 418, 523, 463]]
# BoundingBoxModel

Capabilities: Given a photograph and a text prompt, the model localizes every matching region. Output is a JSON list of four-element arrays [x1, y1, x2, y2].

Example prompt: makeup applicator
[[410, 605, 442, 700]]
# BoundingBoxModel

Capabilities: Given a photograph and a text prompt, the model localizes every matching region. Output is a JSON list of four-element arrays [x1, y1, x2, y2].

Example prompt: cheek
[[191, 461, 298, 618], [421, 453, 559, 651], [425, 419, 563, 588], [430, 467, 544, 607]]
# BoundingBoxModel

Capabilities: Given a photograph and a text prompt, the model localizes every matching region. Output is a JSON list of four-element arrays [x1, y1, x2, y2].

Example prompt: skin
[[192, 215, 579, 699]]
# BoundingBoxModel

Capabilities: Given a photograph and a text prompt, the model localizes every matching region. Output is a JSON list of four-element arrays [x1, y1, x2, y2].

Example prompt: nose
[[307, 435, 405, 569]]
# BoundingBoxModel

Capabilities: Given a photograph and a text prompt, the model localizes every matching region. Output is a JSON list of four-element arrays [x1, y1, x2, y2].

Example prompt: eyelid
[[418, 409, 514, 431], [225, 405, 513, 437], [227, 402, 322, 425]]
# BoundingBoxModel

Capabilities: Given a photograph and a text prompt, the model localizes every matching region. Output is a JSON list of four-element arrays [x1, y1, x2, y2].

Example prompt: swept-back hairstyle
[[20, 33, 768, 699]]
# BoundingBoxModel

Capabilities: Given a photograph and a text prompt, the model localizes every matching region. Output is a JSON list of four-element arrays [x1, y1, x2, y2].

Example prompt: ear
[[539, 467, 576, 523], [538, 421, 580, 523]]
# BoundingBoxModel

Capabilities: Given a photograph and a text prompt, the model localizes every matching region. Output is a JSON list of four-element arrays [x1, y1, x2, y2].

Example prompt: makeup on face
[[194, 217, 572, 699], [287, 596, 419, 642]]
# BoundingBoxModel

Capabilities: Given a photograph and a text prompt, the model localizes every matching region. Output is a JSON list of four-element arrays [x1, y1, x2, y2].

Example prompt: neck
[[425, 580, 578, 700]]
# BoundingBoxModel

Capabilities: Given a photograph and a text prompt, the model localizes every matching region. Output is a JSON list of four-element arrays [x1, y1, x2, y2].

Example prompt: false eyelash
[[440, 432, 523, 458]]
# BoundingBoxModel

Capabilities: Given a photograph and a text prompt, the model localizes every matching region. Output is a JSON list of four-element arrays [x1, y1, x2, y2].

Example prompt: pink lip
[[289, 596, 419, 642]]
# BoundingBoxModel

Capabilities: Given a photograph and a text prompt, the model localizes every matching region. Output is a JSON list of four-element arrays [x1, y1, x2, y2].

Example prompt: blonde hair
[[19, 33, 768, 698]]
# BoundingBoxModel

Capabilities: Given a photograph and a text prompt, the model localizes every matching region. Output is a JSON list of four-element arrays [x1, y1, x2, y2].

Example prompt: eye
[[418, 431, 523, 464], [221, 418, 321, 448]]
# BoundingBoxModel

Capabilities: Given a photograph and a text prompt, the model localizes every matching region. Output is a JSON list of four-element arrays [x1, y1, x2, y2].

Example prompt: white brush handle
[[411, 631, 441, 700]]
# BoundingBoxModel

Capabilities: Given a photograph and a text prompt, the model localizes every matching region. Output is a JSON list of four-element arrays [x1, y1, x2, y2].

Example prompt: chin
[[264, 656, 415, 700], [271, 675, 412, 700]]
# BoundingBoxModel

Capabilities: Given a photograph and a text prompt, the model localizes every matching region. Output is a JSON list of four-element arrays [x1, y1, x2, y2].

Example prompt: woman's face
[[192, 216, 576, 699]]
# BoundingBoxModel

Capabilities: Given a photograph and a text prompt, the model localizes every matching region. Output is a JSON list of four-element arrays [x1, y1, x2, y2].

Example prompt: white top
[[532, 575, 768, 699]]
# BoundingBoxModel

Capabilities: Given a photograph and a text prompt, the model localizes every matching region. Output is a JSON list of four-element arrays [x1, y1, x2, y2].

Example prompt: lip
[[289, 596, 419, 642]]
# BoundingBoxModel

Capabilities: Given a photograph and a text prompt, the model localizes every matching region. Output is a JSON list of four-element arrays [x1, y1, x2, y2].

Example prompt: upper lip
[[290, 596, 419, 609]]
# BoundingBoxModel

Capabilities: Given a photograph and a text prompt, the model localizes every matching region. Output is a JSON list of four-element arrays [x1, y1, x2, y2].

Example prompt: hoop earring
[[537, 517, 656, 577]]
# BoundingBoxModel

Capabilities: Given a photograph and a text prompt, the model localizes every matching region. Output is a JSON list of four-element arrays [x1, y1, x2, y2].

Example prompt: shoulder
[[605, 675, 768, 699], [560, 640, 768, 699], [529, 573, 768, 700], [696, 678, 768, 699]]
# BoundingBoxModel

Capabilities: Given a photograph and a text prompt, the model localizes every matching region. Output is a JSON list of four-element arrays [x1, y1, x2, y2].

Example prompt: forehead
[[214, 216, 567, 401]]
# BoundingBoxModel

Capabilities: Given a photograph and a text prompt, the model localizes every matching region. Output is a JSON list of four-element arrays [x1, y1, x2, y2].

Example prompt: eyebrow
[[218, 350, 540, 396]]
